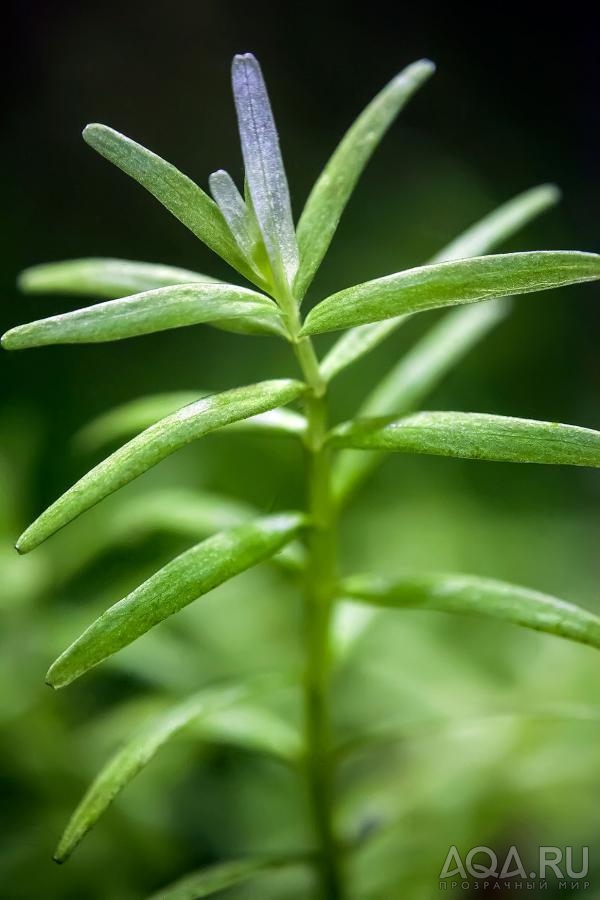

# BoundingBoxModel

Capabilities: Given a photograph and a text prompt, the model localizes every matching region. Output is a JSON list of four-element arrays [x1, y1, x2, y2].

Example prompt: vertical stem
[[286, 315, 344, 897], [302, 386, 344, 898]]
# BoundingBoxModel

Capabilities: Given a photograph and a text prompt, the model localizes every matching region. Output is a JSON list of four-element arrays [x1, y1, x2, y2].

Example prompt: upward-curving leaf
[[332, 410, 600, 467], [320, 184, 560, 380], [302, 251, 600, 335], [82, 124, 265, 289], [16, 379, 305, 553], [46, 512, 306, 687], [209, 169, 261, 269], [332, 301, 510, 501], [295, 59, 435, 300], [54, 680, 295, 862], [430, 184, 561, 264], [232, 53, 299, 290], [2, 283, 285, 348], [148, 857, 305, 900], [18, 257, 221, 299], [342, 572, 600, 651]]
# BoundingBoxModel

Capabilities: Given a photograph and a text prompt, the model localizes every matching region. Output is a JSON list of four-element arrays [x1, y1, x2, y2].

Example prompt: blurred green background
[[1, 2, 599, 898]]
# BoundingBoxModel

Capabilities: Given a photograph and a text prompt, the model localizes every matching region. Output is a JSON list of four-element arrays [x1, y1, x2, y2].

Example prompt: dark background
[[2, 3, 600, 898]]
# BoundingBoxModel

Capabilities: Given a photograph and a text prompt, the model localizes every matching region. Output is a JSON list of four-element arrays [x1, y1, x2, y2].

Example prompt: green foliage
[[3, 52, 600, 899]]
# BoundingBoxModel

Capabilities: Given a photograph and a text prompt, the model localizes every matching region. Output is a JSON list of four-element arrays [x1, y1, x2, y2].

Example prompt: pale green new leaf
[[83, 124, 265, 288], [2, 283, 285, 348], [188, 703, 303, 762], [320, 184, 560, 379], [295, 59, 435, 299], [47, 512, 306, 687], [302, 251, 600, 335], [16, 379, 305, 553], [232, 54, 299, 288], [148, 857, 300, 900], [209, 169, 260, 268], [332, 410, 600, 467], [54, 681, 281, 862], [333, 301, 510, 501], [18, 257, 221, 299], [342, 572, 600, 651], [75, 392, 306, 453]]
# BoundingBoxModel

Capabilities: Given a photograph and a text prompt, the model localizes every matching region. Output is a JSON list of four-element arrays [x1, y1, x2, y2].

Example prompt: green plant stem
[[285, 298, 344, 899]]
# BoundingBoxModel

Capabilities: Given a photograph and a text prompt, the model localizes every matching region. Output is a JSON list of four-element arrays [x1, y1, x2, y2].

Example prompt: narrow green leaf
[[16, 379, 305, 553], [54, 682, 268, 862], [148, 857, 300, 900], [47, 512, 306, 687], [232, 54, 299, 288], [2, 283, 285, 349], [320, 184, 560, 380], [320, 319, 408, 383], [342, 572, 600, 651], [302, 251, 600, 335], [208, 169, 261, 268], [188, 703, 303, 762], [430, 184, 561, 264], [333, 301, 509, 501], [295, 59, 435, 299], [331, 410, 600, 467], [18, 257, 221, 299], [75, 392, 306, 453], [82, 124, 264, 287]]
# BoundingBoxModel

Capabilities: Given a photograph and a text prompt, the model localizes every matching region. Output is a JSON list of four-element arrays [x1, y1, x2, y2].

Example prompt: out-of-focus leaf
[[332, 601, 378, 660], [333, 301, 509, 501], [320, 184, 560, 379], [232, 54, 298, 289], [75, 393, 306, 453], [331, 410, 600, 467], [430, 184, 561, 264], [295, 60, 435, 300], [54, 681, 283, 862], [342, 572, 600, 651], [18, 257, 221, 299], [148, 857, 303, 900], [320, 319, 408, 383], [82, 124, 264, 287], [46, 512, 306, 687], [189, 703, 303, 762], [301, 251, 600, 335], [16, 379, 305, 553], [2, 283, 285, 349]]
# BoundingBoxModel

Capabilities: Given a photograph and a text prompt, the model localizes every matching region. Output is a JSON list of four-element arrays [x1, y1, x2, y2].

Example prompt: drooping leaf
[[331, 410, 600, 467], [342, 572, 600, 651], [208, 169, 261, 268], [148, 857, 303, 900], [2, 283, 285, 349], [295, 59, 435, 300], [47, 512, 306, 687], [333, 301, 510, 500], [320, 184, 560, 379], [16, 379, 305, 553], [75, 392, 306, 453], [54, 680, 292, 862], [301, 251, 600, 335], [18, 257, 221, 298], [232, 53, 299, 289], [82, 124, 265, 288], [430, 183, 561, 264]]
